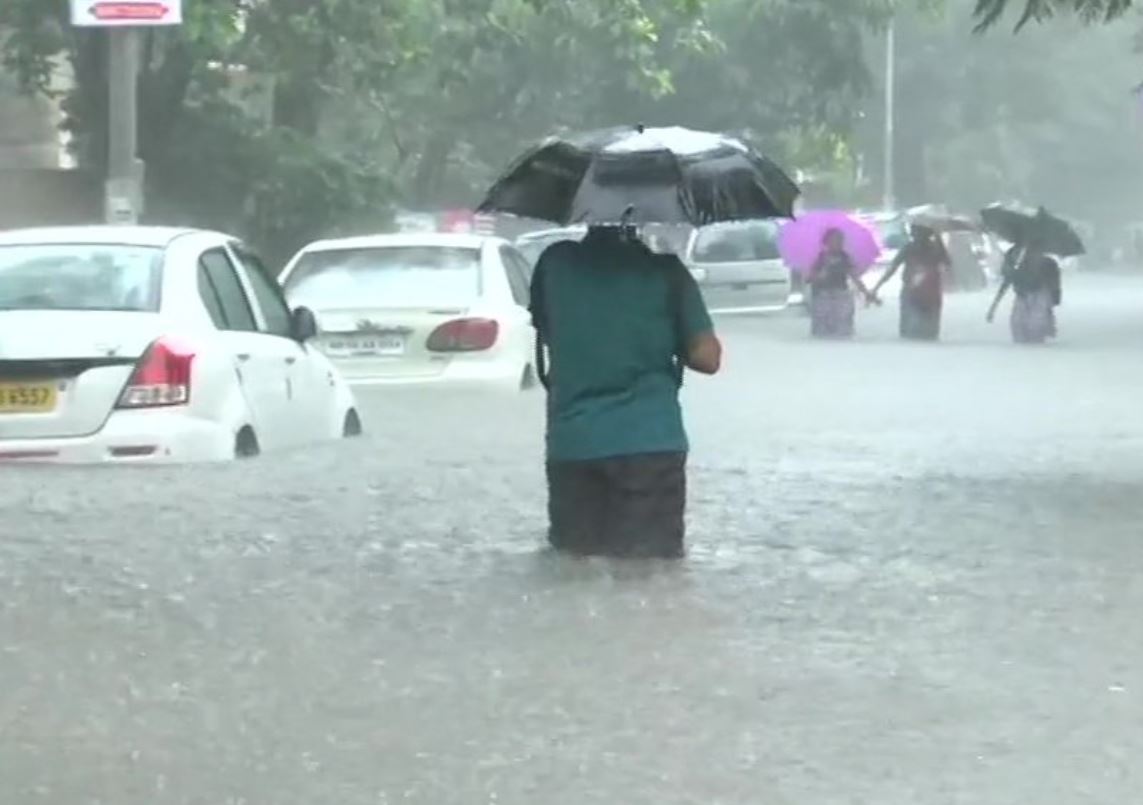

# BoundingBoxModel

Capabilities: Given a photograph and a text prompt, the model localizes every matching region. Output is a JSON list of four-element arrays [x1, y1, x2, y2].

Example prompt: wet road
[[3, 272, 1143, 804]]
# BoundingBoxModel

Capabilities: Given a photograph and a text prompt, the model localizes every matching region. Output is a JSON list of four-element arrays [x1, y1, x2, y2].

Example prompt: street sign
[[71, 0, 182, 26]]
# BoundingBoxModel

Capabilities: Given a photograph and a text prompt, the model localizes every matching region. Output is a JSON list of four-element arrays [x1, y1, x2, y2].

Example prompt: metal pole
[[882, 16, 896, 211], [105, 27, 140, 224]]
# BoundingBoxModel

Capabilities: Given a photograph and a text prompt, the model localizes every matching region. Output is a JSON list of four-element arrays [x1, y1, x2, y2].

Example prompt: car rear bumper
[[0, 409, 235, 464], [344, 356, 526, 392], [706, 301, 790, 315]]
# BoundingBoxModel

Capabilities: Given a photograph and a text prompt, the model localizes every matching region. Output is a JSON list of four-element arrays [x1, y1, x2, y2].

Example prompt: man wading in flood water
[[530, 222, 722, 559]]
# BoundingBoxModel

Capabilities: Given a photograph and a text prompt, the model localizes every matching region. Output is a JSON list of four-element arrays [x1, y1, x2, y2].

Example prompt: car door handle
[[285, 356, 297, 365], [236, 353, 251, 362]]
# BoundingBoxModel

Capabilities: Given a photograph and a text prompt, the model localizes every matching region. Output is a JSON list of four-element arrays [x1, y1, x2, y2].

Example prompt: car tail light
[[425, 318, 499, 352], [117, 337, 195, 408]]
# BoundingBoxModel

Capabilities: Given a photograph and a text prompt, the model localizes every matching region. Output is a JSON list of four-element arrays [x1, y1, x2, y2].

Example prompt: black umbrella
[[476, 124, 800, 226], [979, 203, 1085, 257]]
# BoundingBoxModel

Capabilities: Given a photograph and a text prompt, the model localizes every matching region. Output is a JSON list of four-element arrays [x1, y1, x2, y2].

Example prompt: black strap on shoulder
[[648, 249, 689, 389], [530, 242, 575, 392]]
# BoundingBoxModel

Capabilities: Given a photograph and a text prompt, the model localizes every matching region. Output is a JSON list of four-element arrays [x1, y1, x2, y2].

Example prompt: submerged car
[[280, 233, 537, 392], [682, 220, 791, 313], [0, 226, 359, 463]]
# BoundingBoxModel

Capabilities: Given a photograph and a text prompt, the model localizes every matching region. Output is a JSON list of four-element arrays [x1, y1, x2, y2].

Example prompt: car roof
[[855, 210, 904, 222], [516, 226, 586, 242], [0, 225, 227, 248], [299, 232, 505, 253], [695, 219, 780, 231]]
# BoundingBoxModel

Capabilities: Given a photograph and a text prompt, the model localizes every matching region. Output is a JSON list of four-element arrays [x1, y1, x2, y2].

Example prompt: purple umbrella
[[778, 210, 882, 275]]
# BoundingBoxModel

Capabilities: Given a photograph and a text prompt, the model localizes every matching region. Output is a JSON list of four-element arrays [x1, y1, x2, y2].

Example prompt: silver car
[[682, 220, 791, 313]]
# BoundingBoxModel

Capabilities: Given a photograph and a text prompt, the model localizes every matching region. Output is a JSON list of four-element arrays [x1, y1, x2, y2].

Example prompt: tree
[[1, 0, 925, 253], [971, 0, 1133, 30], [857, 0, 1143, 239]]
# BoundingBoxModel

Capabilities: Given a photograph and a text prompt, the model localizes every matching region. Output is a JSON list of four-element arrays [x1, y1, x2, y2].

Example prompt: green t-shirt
[[532, 233, 714, 462]]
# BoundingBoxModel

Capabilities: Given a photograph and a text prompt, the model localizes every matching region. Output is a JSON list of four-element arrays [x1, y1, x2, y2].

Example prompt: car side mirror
[[290, 306, 318, 343]]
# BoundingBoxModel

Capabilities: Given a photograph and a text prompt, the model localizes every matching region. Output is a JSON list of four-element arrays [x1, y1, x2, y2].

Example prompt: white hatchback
[[0, 226, 359, 463], [682, 220, 791, 314], [279, 233, 537, 392]]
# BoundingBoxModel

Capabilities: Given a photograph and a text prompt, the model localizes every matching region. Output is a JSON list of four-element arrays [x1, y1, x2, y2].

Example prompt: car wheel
[[342, 409, 363, 438], [234, 427, 260, 459], [519, 364, 537, 391]]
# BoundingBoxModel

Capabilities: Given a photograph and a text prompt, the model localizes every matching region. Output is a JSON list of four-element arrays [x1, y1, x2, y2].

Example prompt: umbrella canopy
[[476, 125, 800, 227], [778, 210, 882, 275], [979, 203, 1085, 257]]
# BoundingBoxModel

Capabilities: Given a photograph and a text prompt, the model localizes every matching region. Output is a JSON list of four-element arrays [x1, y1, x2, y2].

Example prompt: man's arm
[[677, 267, 722, 375]]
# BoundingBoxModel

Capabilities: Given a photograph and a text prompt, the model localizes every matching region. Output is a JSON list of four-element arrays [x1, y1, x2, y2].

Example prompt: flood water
[[3, 274, 1142, 804]]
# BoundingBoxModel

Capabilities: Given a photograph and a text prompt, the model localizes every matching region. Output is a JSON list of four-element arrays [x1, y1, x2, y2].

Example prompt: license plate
[[0, 381, 59, 413], [325, 335, 405, 357]]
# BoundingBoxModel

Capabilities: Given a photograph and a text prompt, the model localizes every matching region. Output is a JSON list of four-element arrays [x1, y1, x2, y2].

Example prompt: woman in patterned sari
[[987, 237, 1060, 344], [872, 224, 951, 341], [808, 228, 878, 339]]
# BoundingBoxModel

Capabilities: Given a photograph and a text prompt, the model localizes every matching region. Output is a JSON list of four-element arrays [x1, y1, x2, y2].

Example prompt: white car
[[279, 233, 537, 392], [515, 225, 587, 268], [856, 210, 909, 294], [682, 220, 791, 313], [0, 226, 359, 463]]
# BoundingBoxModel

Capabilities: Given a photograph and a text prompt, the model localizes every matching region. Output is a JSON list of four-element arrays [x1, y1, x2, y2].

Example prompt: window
[[506, 249, 534, 284], [872, 217, 909, 250], [199, 249, 257, 332], [231, 245, 292, 339], [196, 263, 228, 329], [500, 246, 530, 307], [283, 246, 481, 309], [691, 221, 781, 263], [0, 243, 163, 312]]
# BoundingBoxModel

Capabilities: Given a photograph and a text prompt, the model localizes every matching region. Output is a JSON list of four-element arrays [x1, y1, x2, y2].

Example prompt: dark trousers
[[546, 452, 687, 558]]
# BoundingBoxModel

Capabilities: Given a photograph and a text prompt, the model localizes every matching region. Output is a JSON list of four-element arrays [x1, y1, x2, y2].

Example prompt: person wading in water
[[872, 223, 951, 341], [987, 234, 1061, 344], [807, 228, 878, 339], [530, 221, 721, 559]]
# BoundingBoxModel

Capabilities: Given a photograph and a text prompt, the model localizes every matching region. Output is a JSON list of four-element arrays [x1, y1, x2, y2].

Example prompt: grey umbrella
[[477, 124, 800, 226]]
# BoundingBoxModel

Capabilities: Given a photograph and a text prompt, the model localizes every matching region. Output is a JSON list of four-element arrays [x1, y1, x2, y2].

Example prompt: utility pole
[[70, 0, 184, 224], [105, 27, 142, 224], [882, 15, 896, 212]]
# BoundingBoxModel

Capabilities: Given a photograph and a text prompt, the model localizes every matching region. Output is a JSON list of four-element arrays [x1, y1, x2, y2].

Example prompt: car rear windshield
[[0, 243, 163, 312], [873, 218, 909, 250], [691, 222, 781, 263], [284, 246, 482, 308]]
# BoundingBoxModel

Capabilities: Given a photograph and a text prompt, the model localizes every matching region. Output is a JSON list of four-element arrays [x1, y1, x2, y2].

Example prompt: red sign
[[90, 2, 171, 21]]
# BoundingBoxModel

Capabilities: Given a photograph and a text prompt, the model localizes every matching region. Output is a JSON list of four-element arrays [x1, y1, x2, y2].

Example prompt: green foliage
[[1, 0, 919, 254], [875, 0, 1143, 229], [972, 0, 1133, 31]]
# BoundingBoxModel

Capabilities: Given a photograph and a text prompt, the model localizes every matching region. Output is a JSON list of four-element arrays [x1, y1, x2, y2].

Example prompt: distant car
[[0, 226, 359, 463], [682, 220, 791, 313], [945, 230, 988, 291], [280, 233, 536, 392], [856, 210, 909, 294], [514, 226, 587, 268]]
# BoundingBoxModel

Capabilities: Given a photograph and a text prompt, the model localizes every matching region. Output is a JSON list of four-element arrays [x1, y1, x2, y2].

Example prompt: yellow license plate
[[0, 381, 58, 413]]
